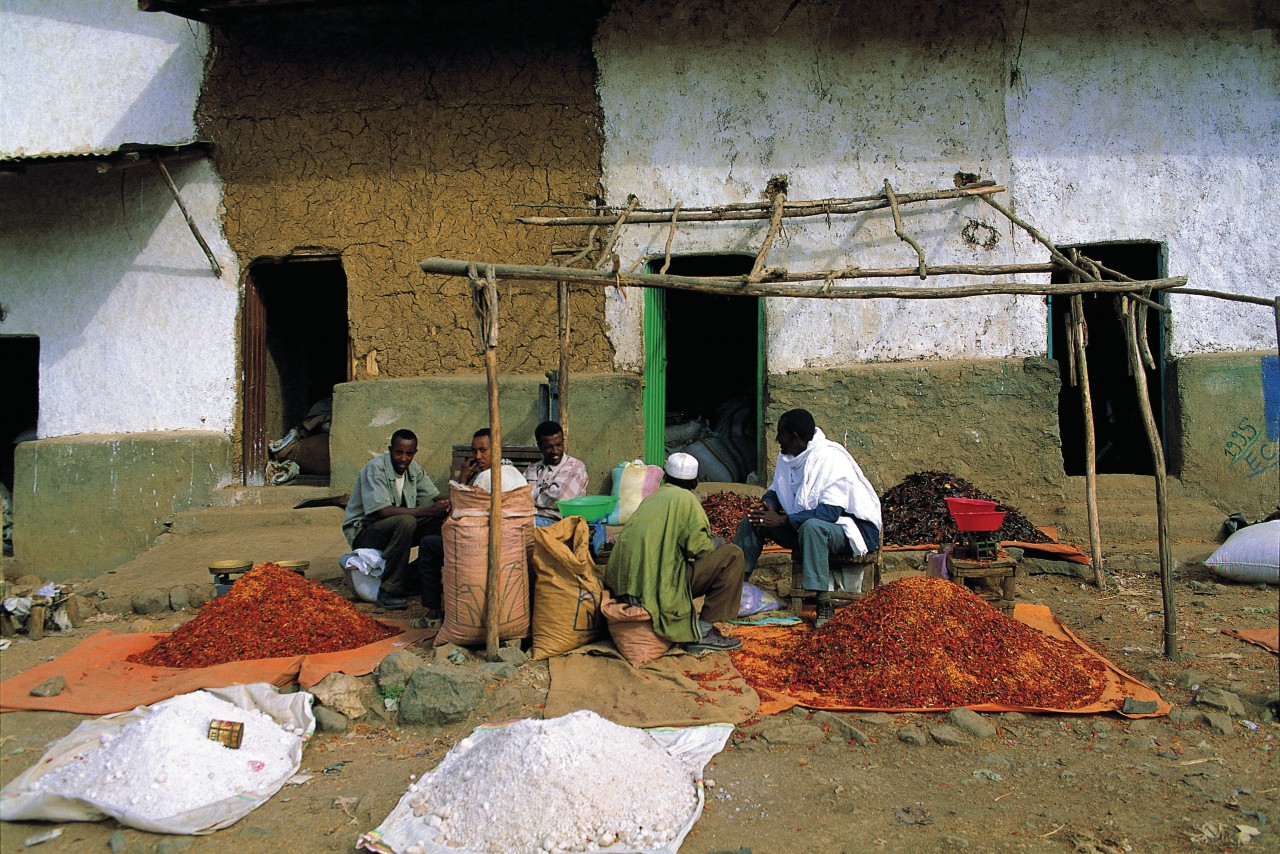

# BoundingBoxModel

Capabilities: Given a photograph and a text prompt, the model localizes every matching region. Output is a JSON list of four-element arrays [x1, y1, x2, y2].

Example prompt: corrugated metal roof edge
[[0, 141, 212, 169]]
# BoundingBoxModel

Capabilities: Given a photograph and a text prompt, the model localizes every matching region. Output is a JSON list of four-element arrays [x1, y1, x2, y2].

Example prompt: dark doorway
[[1, 336, 38, 556], [1049, 243, 1166, 475], [242, 258, 350, 486], [645, 255, 761, 483]]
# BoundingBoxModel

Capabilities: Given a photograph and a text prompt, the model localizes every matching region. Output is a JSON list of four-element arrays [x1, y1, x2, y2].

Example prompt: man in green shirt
[[342, 429, 450, 611], [605, 452, 745, 653]]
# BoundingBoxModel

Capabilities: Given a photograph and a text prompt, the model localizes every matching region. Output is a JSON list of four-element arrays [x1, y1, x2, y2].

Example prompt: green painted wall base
[[331, 373, 644, 497], [766, 357, 1070, 513], [11, 432, 232, 579], [1170, 352, 1278, 518]]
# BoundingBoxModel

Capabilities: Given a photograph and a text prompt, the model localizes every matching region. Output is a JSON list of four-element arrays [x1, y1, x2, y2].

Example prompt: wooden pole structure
[[1120, 295, 1177, 658], [558, 279, 570, 436], [1069, 287, 1105, 585], [468, 263, 505, 661], [419, 257, 1186, 300], [151, 154, 222, 278]]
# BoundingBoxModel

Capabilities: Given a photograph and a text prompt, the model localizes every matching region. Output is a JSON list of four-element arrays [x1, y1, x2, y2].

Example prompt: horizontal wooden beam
[[419, 256, 1187, 300], [517, 184, 1005, 226]]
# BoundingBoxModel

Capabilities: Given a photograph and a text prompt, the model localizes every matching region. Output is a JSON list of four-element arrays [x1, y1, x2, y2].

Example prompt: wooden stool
[[948, 555, 1018, 610], [789, 550, 882, 614]]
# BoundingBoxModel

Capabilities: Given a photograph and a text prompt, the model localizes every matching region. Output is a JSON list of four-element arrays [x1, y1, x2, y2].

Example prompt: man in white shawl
[[734, 408, 882, 627]]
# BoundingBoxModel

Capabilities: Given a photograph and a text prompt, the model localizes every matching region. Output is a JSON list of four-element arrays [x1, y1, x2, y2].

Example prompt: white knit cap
[[665, 452, 699, 480]]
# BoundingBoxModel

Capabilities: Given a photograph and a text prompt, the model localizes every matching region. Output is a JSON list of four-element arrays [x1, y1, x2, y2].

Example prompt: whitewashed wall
[[0, 1, 235, 439], [595, 0, 1278, 370], [1007, 3, 1279, 357], [0, 0, 207, 157], [0, 158, 239, 437]]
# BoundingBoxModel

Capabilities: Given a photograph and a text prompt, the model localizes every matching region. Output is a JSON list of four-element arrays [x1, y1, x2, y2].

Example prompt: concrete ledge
[[331, 373, 643, 496], [767, 357, 1069, 515], [11, 432, 232, 579]]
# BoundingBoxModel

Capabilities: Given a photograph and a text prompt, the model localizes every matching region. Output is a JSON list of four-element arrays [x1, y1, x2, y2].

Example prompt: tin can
[[208, 719, 244, 749]]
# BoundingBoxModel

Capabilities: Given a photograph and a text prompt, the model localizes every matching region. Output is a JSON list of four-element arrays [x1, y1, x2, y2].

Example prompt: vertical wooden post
[[1121, 296, 1176, 658], [1069, 288, 1105, 585], [469, 264, 505, 662], [558, 280, 570, 438]]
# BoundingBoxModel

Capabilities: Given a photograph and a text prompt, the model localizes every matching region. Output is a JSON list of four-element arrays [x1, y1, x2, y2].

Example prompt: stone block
[[947, 707, 997, 738], [313, 706, 350, 733], [168, 586, 190, 611], [375, 649, 423, 694], [310, 672, 369, 719], [398, 665, 486, 726], [1196, 688, 1246, 718], [929, 724, 969, 746], [131, 589, 171, 615]]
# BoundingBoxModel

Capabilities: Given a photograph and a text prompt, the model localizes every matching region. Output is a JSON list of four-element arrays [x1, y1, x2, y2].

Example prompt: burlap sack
[[436, 482, 534, 646], [601, 589, 673, 667], [529, 517, 603, 660]]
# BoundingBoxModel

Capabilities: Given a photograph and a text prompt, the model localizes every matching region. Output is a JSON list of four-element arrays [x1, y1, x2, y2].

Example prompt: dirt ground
[[1, 502, 1278, 854]]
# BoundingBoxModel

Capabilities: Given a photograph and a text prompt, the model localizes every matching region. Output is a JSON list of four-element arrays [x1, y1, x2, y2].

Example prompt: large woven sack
[[436, 482, 534, 646], [601, 589, 673, 667], [529, 517, 604, 660]]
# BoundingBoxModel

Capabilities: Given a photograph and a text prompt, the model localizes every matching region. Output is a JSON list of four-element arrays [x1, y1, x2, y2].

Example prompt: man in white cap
[[604, 452, 746, 653]]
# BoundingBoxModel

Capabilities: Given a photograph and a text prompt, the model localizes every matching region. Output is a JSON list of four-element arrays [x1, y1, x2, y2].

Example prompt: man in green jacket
[[342, 429, 450, 611], [605, 452, 745, 653]]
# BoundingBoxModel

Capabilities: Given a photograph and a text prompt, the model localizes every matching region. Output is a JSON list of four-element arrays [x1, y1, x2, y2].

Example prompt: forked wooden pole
[[1121, 296, 1176, 658], [558, 280, 570, 437], [1069, 287, 1105, 585], [469, 263, 505, 661]]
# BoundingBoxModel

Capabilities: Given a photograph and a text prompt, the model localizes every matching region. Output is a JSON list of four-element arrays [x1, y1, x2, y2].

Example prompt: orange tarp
[[0, 620, 434, 715], [731, 603, 1168, 717], [883, 527, 1092, 565], [1223, 627, 1280, 654]]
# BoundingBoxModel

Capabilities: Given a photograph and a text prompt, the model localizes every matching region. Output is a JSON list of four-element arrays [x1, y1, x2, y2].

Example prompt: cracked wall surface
[[198, 2, 614, 379]]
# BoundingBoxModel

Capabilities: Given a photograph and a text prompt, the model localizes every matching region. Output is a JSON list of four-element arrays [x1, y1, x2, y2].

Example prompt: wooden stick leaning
[[151, 154, 222, 278], [884, 180, 927, 279], [1120, 295, 1177, 658], [468, 263, 505, 662], [659, 204, 681, 275], [595, 195, 640, 271], [517, 183, 1005, 226], [979, 195, 1100, 283], [748, 189, 787, 283]]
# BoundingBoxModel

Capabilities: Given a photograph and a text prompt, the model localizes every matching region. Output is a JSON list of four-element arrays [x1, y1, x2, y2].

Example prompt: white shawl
[[770, 428, 882, 554]]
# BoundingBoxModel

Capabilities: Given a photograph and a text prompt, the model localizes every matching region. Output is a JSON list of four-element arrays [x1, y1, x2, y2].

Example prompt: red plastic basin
[[953, 510, 1006, 532], [945, 497, 998, 515]]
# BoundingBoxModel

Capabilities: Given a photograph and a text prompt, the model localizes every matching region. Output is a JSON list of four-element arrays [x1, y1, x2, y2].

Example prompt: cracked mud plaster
[[198, 3, 615, 378]]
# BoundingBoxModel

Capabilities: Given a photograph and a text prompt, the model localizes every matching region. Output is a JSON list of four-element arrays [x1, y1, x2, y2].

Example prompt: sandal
[[411, 615, 443, 631]]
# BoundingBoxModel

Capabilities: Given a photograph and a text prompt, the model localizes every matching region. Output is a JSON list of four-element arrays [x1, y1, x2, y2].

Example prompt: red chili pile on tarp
[[732, 576, 1106, 709], [129, 563, 399, 668]]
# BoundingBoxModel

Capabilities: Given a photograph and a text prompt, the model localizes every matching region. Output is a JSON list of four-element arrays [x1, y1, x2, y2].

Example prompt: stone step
[[168, 485, 345, 535]]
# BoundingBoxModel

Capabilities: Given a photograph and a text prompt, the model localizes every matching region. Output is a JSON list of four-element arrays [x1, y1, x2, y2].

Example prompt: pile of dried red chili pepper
[[731, 576, 1106, 709], [880, 470, 1051, 546], [702, 492, 758, 541], [130, 562, 399, 668]]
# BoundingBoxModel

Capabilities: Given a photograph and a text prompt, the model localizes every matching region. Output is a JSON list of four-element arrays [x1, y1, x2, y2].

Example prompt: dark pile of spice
[[880, 470, 1051, 546], [702, 491, 758, 541], [731, 576, 1106, 709], [130, 562, 399, 668]]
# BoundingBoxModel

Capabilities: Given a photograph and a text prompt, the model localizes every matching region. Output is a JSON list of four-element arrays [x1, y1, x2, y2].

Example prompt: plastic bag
[[340, 548, 386, 603], [0, 684, 314, 835], [738, 581, 782, 617], [1206, 520, 1279, 584]]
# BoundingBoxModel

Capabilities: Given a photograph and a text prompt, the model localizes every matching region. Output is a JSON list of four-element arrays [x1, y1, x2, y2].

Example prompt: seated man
[[734, 408, 881, 628], [605, 452, 745, 653], [524, 420, 588, 527], [342, 429, 450, 611], [457, 427, 492, 485]]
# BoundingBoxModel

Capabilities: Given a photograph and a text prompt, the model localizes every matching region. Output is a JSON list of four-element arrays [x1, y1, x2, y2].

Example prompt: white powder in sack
[[33, 691, 301, 821], [401, 710, 698, 854]]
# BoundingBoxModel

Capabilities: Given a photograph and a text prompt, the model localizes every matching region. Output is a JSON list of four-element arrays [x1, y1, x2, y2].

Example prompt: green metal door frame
[[642, 287, 667, 465]]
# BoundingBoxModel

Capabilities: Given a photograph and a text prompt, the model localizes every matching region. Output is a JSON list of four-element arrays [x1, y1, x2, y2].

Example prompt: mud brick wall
[[198, 2, 614, 379]]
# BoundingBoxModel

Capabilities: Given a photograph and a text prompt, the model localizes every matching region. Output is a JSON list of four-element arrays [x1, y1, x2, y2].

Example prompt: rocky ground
[[1, 499, 1277, 854]]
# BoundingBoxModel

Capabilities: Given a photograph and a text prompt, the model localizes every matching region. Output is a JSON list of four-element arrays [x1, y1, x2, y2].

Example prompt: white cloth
[[769, 427, 882, 554]]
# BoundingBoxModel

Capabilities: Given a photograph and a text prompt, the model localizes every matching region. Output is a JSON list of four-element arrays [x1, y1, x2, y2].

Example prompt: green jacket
[[341, 453, 439, 546], [604, 484, 714, 643]]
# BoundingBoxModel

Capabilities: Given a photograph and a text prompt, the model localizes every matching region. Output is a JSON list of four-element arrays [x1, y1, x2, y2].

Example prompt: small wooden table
[[948, 555, 1018, 610], [789, 550, 883, 614]]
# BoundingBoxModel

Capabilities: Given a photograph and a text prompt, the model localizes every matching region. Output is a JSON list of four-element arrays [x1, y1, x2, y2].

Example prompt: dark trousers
[[352, 515, 443, 598], [416, 533, 444, 611], [691, 543, 746, 624]]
